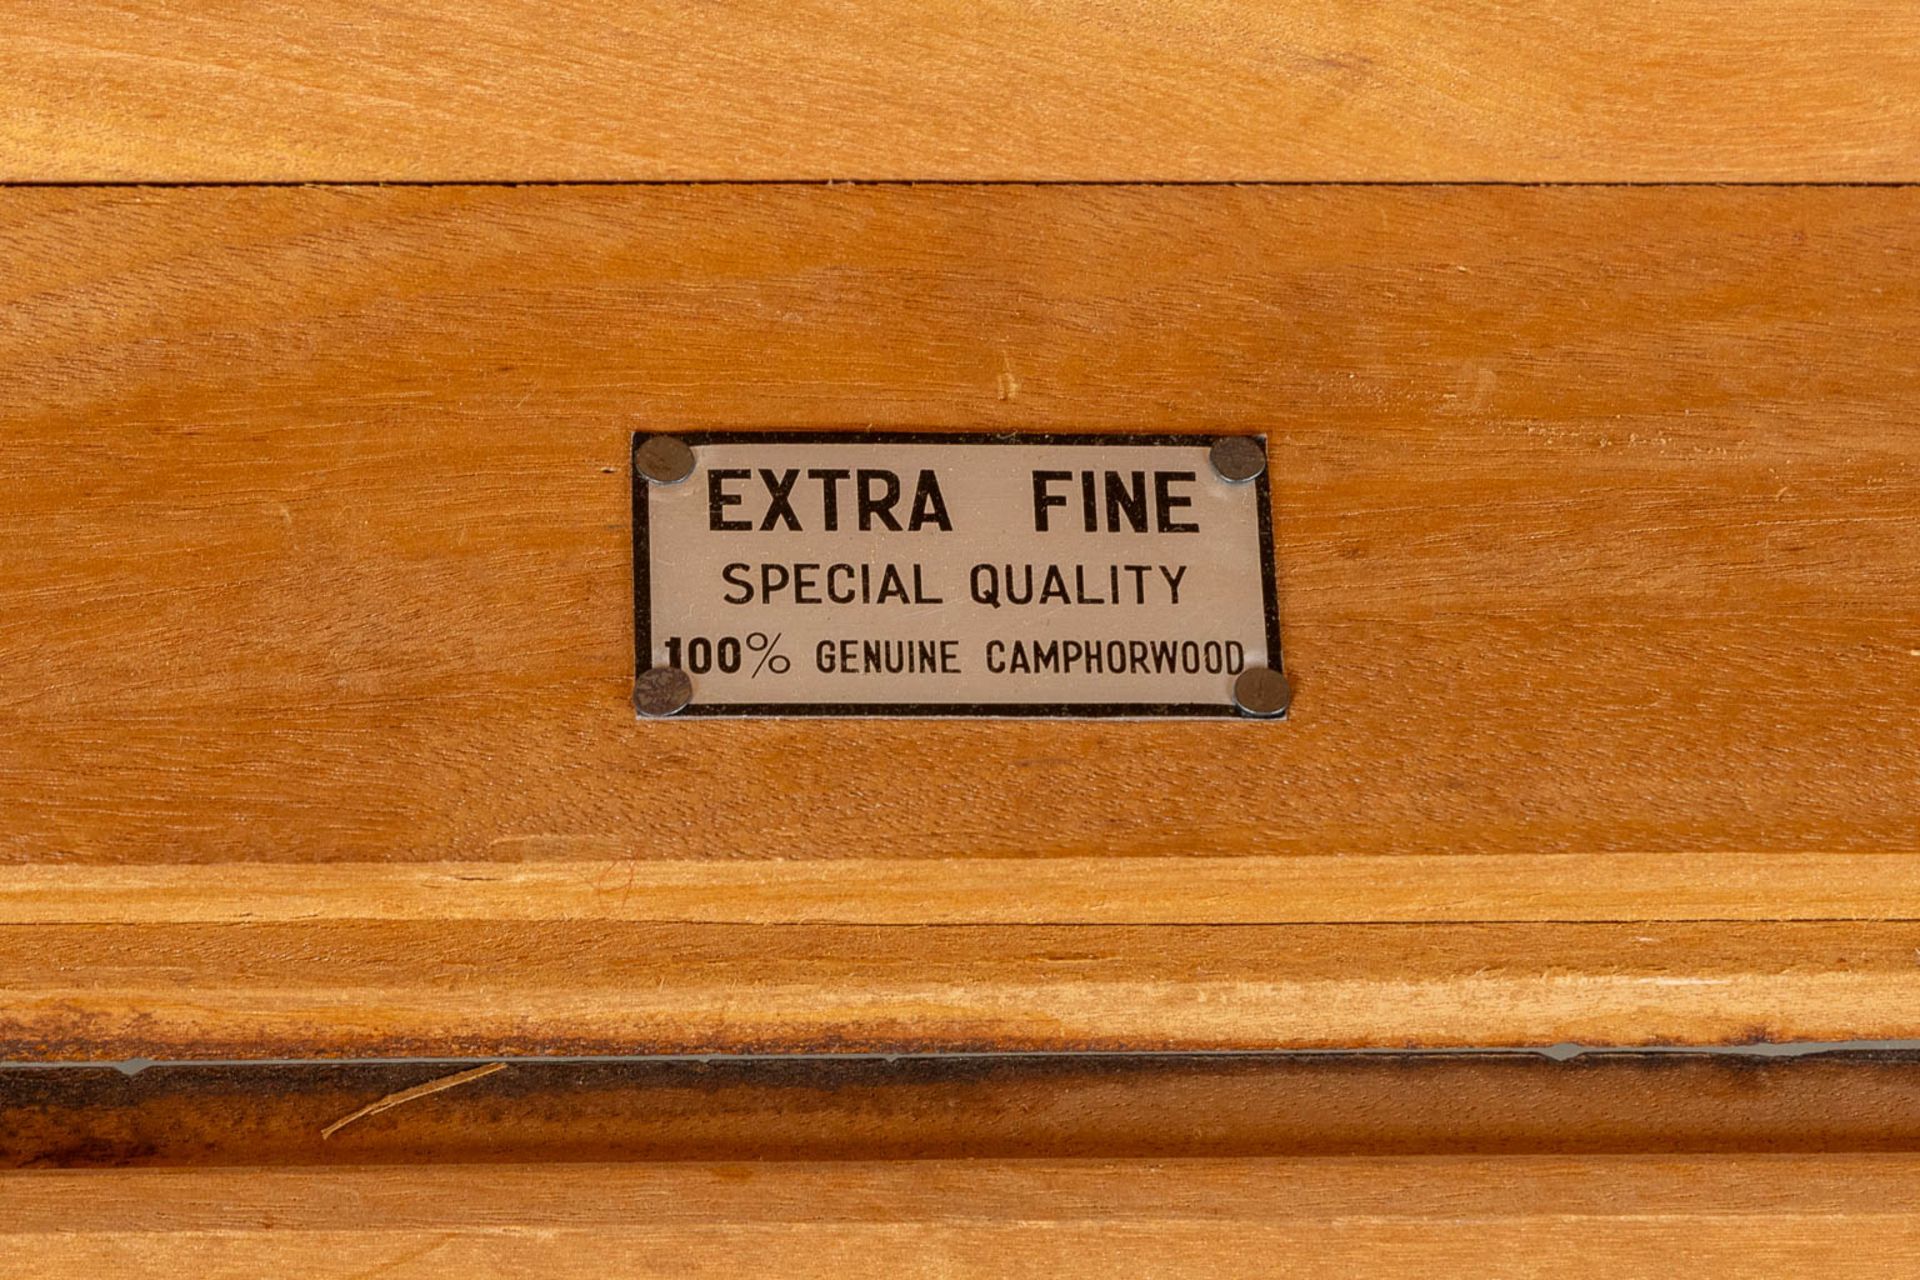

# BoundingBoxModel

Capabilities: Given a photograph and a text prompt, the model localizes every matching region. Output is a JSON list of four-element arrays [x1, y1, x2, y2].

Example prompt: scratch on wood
[[321, 1063, 506, 1140]]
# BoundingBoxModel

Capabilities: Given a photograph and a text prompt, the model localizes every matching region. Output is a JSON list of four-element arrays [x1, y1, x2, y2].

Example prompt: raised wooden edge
[[7, 1053, 1920, 1168], [4, 855, 1919, 924], [6, 919, 1920, 1058], [7, 1156, 1920, 1273]]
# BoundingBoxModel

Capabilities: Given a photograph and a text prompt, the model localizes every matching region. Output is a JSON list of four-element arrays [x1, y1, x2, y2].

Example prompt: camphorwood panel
[[2, 183, 1918, 1055], [9, 1157, 1920, 1275], [4, 1, 1920, 182], [4, 184, 1915, 867]]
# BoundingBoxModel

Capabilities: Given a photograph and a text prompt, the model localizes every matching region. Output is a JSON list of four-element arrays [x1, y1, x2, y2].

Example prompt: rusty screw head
[[633, 666, 694, 717], [1232, 667, 1292, 718], [633, 434, 696, 485], [1208, 436, 1267, 484]]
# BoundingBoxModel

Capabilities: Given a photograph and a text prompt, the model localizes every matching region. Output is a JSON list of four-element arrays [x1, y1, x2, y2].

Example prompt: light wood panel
[[3, 184, 1915, 866], [3, 183, 1918, 1054], [11, 1054, 1920, 1167], [8, 1157, 1920, 1274], [4, 2, 1919, 182]]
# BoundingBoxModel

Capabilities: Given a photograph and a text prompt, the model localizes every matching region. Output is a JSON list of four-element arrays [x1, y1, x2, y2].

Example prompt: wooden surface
[[9, 1156, 1920, 1274], [8, 7, 1917, 1260], [2, 183, 1918, 1055], [14, 1054, 1920, 1270], [11, 921, 1920, 1058], [11, 854, 1920, 924], [10, 1053, 1920, 1167], [5, 2, 1920, 182], [6, 184, 1917, 865]]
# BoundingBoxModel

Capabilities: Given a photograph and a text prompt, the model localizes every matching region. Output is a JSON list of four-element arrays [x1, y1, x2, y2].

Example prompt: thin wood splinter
[[320, 1063, 507, 1140]]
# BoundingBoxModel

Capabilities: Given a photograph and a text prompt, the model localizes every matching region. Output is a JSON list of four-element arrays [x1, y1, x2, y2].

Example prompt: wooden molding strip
[[8, 1157, 1920, 1274], [4, 919, 1920, 1057], [3, 854, 1920, 925]]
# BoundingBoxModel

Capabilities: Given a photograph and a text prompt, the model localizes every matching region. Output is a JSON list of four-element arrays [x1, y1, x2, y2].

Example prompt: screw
[[1232, 667, 1292, 718], [1209, 436, 1266, 483], [633, 666, 694, 717], [633, 434, 696, 485]]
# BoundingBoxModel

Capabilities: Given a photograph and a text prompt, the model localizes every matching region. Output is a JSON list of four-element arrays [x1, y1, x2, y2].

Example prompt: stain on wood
[[8, 1053, 1920, 1169]]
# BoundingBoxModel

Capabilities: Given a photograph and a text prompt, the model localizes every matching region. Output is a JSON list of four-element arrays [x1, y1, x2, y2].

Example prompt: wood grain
[[4, 184, 1915, 866], [4, 921, 1920, 1057], [3, 183, 1918, 1054], [5, 855, 1920, 924], [4, 2, 1919, 181], [12, 1054, 1920, 1168], [9, 1157, 1920, 1274]]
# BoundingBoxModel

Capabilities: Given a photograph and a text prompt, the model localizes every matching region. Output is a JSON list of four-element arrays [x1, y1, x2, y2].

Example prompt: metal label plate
[[632, 432, 1283, 719]]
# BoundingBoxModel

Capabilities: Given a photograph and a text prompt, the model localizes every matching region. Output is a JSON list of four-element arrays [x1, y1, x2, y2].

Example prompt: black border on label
[[633, 431, 1284, 720]]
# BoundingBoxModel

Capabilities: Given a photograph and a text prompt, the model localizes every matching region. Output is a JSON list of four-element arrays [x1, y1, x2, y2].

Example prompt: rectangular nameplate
[[632, 432, 1282, 718]]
